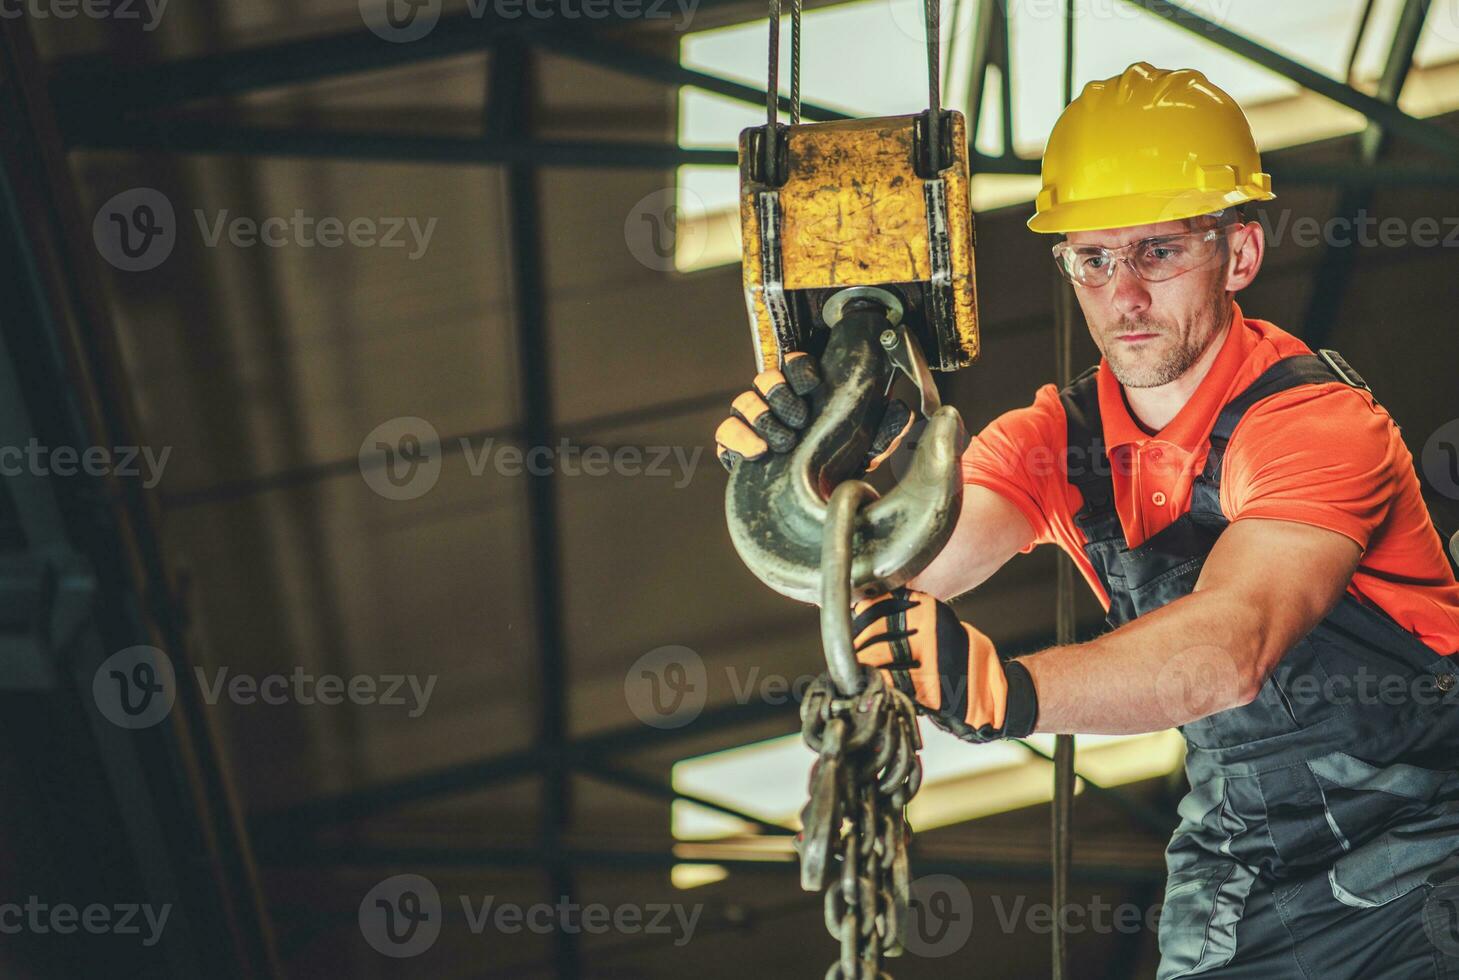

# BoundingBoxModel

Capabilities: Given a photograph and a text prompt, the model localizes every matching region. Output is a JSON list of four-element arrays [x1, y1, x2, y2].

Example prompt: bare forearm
[[908, 485, 1035, 600], [1019, 591, 1270, 735], [1016, 519, 1361, 735]]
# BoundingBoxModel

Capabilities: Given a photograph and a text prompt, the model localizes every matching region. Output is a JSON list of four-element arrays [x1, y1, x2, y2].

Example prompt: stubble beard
[[1102, 295, 1230, 389]]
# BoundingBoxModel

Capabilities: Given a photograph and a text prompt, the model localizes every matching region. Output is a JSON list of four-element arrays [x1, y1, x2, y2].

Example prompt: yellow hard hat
[[1027, 62, 1275, 234]]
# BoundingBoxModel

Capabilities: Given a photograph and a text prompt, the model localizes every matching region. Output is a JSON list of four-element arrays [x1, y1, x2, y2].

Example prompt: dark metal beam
[[963, 0, 999, 159], [76, 120, 1459, 184], [1122, 0, 1459, 160], [1300, 0, 1431, 346], [49, 16, 534, 129], [162, 380, 738, 511], [530, 33, 851, 123], [250, 627, 1153, 839], [1346, 0, 1381, 85], [1052, 12, 1078, 975], [493, 43, 579, 979], [69, 120, 737, 168], [996, 0, 1015, 156], [65, 122, 1115, 175], [1362, 0, 1433, 160], [258, 842, 1166, 885], [249, 694, 796, 844], [53, 22, 846, 152], [47, 8, 752, 124], [1062, 0, 1075, 106], [971, 150, 1459, 186], [60, 99, 1459, 192]]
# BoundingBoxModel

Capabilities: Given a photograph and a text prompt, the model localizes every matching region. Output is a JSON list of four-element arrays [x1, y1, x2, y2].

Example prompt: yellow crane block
[[738, 111, 980, 373]]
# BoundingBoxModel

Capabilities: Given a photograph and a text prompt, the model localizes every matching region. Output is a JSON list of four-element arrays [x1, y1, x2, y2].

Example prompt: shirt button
[[1149, 448, 1164, 461], [1152, 491, 1168, 506]]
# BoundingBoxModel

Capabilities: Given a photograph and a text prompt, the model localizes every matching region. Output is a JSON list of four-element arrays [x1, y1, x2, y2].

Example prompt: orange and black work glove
[[852, 588, 1039, 742], [714, 352, 915, 472]]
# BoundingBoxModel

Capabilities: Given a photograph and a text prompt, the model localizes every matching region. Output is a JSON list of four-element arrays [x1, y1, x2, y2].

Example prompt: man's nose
[[1109, 259, 1151, 318]]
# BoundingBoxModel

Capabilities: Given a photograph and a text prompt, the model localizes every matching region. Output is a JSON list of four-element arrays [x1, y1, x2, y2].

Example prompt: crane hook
[[724, 290, 969, 617]]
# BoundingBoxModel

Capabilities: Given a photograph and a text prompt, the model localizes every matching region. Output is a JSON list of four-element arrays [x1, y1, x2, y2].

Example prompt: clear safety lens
[[1052, 226, 1235, 288]]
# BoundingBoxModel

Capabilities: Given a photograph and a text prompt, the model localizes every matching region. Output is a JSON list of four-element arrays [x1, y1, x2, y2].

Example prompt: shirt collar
[[1095, 302, 1251, 453]]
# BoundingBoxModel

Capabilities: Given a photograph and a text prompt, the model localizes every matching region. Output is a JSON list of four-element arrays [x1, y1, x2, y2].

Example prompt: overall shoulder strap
[[1209, 349, 1367, 447], [1191, 348, 1371, 524], [1058, 365, 1113, 519]]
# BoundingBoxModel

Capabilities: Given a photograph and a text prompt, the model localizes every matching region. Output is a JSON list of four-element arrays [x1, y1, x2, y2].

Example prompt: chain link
[[796, 670, 922, 979]]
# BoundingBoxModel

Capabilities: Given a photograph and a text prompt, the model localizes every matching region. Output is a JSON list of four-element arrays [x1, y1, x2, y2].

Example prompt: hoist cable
[[791, 0, 802, 125], [1051, 318, 1076, 980], [925, 0, 942, 173], [767, 0, 780, 129], [766, 0, 942, 170], [764, 0, 781, 180], [1051, 5, 1077, 978]]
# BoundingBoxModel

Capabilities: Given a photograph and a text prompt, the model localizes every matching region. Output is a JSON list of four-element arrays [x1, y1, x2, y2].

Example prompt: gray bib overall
[[1058, 353, 1459, 978]]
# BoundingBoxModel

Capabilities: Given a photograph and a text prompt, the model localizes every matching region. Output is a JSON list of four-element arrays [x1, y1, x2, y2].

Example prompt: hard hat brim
[[1027, 184, 1275, 235]]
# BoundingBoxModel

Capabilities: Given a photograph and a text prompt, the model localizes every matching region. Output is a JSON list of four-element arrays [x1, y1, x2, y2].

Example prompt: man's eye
[[1080, 254, 1109, 270], [1146, 244, 1183, 261]]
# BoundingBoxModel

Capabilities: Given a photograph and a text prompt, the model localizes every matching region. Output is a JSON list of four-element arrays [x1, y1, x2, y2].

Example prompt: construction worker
[[716, 63, 1459, 978]]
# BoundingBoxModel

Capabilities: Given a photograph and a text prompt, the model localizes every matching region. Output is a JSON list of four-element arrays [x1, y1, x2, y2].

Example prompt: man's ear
[[1224, 219, 1264, 292]]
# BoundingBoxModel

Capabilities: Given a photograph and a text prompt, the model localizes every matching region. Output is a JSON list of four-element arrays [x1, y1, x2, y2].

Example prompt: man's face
[[1065, 216, 1234, 389]]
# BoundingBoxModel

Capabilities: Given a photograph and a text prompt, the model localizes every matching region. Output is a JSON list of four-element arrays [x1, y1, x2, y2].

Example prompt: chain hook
[[724, 293, 969, 609]]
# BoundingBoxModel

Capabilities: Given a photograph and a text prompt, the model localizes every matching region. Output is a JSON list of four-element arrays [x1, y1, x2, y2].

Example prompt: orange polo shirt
[[963, 304, 1459, 655]]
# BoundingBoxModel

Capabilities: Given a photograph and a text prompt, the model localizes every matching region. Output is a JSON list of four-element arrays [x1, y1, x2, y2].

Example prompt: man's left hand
[[852, 588, 1039, 742]]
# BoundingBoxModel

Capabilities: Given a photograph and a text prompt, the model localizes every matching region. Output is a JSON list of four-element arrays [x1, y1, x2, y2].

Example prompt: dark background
[[2, 0, 1458, 976]]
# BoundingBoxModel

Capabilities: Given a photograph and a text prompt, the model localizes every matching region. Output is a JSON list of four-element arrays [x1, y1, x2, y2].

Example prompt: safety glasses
[[1051, 224, 1240, 288]]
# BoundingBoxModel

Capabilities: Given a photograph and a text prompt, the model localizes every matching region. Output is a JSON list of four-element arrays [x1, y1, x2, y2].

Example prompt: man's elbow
[[1220, 657, 1266, 712], [1228, 601, 1322, 708], [1212, 599, 1289, 709], [1232, 663, 1266, 709]]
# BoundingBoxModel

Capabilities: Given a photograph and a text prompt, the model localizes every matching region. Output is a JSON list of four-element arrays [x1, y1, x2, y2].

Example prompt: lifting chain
[[793, 478, 925, 980], [796, 671, 922, 979], [755, 0, 954, 953]]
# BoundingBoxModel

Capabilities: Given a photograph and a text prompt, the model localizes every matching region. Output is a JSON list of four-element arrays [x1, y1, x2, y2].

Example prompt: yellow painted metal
[[738, 111, 979, 373]]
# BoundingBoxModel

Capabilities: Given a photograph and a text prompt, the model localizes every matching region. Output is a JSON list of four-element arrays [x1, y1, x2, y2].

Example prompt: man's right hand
[[714, 352, 915, 472]]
